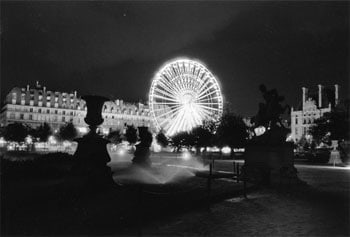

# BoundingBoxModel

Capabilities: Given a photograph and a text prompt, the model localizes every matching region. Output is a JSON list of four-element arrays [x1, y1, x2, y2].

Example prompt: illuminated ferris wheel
[[149, 58, 223, 136]]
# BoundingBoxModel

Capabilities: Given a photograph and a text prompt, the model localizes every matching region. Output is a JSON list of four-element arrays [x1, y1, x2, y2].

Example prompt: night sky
[[1, 1, 349, 116]]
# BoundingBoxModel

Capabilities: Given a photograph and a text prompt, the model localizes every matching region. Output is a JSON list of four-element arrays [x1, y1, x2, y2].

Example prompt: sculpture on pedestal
[[71, 95, 114, 189], [243, 84, 300, 185]]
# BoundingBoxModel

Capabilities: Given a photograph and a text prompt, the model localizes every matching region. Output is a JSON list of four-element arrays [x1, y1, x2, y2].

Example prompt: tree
[[4, 123, 29, 143], [58, 122, 78, 141], [125, 125, 138, 145], [156, 130, 169, 148], [170, 131, 195, 152], [31, 123, 52, 142], [107, 130, 122, 144], [310, 100, 350, 143], [215, 112, 249, 151], [192, 123, 216, 152]]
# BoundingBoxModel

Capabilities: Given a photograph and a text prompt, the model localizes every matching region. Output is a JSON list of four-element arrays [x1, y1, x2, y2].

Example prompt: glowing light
[[182, 151, 191, 160], [118, 148, 125, 156], [48, 136, 57, 145], [254, 126, 266, 136], [25, 136, 33, 144], [102, 128, 109, 135], [286, 133, 293, 142], [78, 127, 88, 134], [221, 146, 231, 154], [63, 141, 71, 147], [149, 58, 223, 136], [0, 137, 6, 145], [153, 143, 162, 153]]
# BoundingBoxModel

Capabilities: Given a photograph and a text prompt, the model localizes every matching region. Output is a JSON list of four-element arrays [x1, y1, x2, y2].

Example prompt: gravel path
[[143, 165, 350, 236]]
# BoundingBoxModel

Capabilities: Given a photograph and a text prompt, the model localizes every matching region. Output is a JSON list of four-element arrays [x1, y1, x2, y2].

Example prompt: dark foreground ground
[[1, 152, 350, 236]]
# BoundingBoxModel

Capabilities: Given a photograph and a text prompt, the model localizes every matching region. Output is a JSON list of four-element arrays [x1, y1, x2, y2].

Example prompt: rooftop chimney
[[318, 84, 323, 108], [302, 87, 308, 110], [335, 84, 339, 106]]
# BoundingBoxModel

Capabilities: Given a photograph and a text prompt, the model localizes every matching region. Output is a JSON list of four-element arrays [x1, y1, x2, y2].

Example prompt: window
[[30, 108, 33, 112], [55, 110, 58, 114], [70, 111, 73, 116], [20, 114, 24, 120], [10, 113, 15, 119], [47, 109, 50, 113], [38, 108, 41, 113], [29, 114, 33, 120], [63, 111, 66, 115], [62, 117, 65, 122]]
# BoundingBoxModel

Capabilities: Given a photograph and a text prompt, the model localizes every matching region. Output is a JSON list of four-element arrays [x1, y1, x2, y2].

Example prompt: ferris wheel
[[149, 58, 223, 136]]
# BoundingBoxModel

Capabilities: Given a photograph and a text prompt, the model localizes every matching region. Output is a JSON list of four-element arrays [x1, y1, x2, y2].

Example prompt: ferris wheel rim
[[149, 58, 223, 136]]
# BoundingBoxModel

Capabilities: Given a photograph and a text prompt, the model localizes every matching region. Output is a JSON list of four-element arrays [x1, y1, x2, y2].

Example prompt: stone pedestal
[[243, 142, 300, 186]]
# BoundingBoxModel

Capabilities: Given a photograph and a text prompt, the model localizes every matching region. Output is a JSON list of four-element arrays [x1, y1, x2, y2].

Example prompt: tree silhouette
[[310, 99, 349, 143], [31, 123, 52, 142], [4, 123, 29, 143], [216, 112, 249, 150], [156, 130, 169, 148], [192, 123, 215, 152], [170, 131, 195, 152], [58, 122, 78, 141], [125, 125, 138, 145], [106, 130, 122, 144]]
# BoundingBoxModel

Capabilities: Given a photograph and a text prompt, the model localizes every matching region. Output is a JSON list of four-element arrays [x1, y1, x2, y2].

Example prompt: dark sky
[[1, 1, 349, 116]]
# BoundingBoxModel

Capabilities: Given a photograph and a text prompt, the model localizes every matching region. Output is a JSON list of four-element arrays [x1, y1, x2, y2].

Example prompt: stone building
[[0, 82, 155, 134], [290, 84, 339, 142]]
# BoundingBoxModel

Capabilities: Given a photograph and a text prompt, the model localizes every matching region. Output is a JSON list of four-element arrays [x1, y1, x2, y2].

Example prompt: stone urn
[[70, 95, 114, 189]]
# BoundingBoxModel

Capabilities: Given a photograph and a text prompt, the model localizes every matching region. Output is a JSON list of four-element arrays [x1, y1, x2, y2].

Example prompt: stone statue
[[70, 95, 114, 189], [252, 84, 290, 144], [243, 85, 301, 186]]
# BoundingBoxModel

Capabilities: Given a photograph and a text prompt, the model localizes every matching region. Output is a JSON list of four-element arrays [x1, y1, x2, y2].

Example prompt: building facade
[[290, 84, 339, 142], [0, 82, 155, 134]]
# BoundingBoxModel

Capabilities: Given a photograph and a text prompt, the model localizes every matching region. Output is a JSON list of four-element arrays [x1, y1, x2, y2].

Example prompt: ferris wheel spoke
[[166, 108, 185, 136], [151, 104, 181, 113], [196, 84, 217, 100], [152, 92, 179, 103], [156, 83, 178, 98], [197, 95, 222, 102], [196, 79, 212, 97], [157, 78, 181, 96], [196, 104, 222, 112], [157, 106, 183, 125], [196, 88, 219, 102]]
